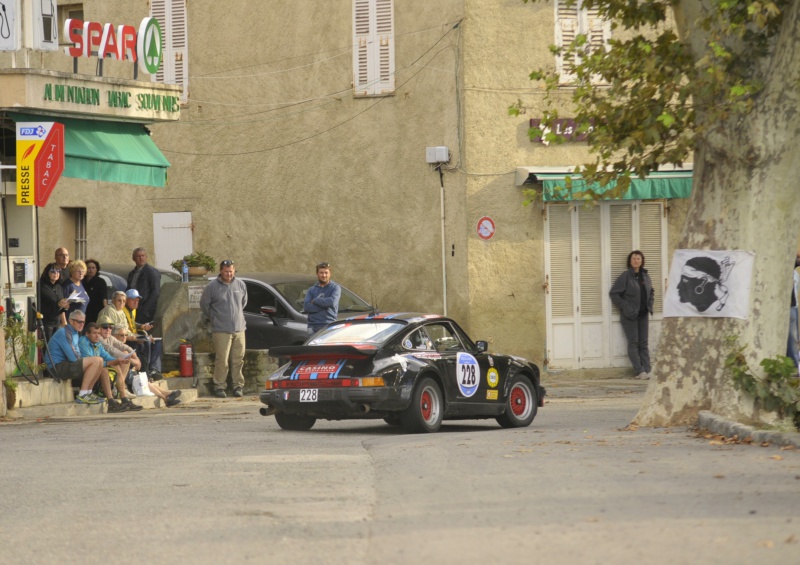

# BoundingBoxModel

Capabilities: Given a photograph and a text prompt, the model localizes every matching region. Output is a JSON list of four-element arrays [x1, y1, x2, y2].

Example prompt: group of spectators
[[39, 247, 180, 413]]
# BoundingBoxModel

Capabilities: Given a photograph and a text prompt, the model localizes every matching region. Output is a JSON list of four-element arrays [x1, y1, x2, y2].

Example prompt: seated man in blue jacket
[[46, 310, 125, 412], [79, 322, 143, 411]]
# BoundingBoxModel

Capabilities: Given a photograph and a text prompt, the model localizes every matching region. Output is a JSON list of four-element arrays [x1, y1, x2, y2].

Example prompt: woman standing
[[39, 263, 68, 341], [83, 259, 108, 323], [609, 250, 654, 379], [62, 260, 90, 316]]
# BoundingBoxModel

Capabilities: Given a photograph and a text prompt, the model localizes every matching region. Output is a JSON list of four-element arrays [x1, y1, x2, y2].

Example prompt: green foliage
[[170, 251, 217, 273], [3, 313, 46, 378], [517, 0, 789, 197], [725, 336, 800, 429]]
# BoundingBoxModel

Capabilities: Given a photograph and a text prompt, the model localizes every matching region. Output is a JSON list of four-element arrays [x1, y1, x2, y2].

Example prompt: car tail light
[[265, 377, 385, 390]]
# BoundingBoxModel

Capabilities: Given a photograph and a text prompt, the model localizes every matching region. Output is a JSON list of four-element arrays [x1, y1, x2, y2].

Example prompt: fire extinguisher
[[179, 339, 194, 377]]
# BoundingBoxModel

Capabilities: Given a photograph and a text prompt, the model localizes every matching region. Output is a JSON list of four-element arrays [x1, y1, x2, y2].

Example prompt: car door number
[[460, 364, 477, 385], [299, 389, 318, 402]]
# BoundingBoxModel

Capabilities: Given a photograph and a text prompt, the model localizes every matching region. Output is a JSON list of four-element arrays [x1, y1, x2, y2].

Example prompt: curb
[[697, 410, 800, 449]]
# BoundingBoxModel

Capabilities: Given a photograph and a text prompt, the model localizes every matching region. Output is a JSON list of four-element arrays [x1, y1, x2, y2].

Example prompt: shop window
[[554, 0, 610, 85], [58, 3, 84, 45], [151, 0, 189, 103], [353, 0, 395, 96]]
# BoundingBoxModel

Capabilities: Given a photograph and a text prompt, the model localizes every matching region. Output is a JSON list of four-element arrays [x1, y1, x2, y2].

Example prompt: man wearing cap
[[303, 262, 341, 336], [200, 260, 247, 398], [46, 310, 126, 412], [97, 316, 182, 407], [124, 288, 162, 378], [126, 247, 161, 325]]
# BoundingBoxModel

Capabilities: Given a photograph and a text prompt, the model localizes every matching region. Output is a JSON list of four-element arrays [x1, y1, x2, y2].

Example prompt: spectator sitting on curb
[[97, 316, 181, 407], [45, 310, 126, 412], [79, 322, 143, 412], [123, 288, 162, 379]]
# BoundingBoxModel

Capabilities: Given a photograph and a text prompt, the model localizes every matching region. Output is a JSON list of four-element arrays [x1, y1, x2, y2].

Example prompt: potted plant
[[4, 376, 17, 410], [171, 251, 217, 278]]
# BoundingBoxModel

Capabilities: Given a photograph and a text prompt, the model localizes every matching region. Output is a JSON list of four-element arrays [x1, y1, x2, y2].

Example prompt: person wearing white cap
[[124, 288, 162, 378]]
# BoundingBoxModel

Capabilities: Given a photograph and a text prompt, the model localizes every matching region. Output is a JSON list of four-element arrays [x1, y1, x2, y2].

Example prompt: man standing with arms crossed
[[303, 261, 341, 337], [126, 247, 161, 325], [200, 260, 247, 398]]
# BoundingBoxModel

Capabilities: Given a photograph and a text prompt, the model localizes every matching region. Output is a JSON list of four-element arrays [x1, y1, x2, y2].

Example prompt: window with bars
[[554, 0, 611, 84], [353, 0, 395, 96], [61, 207, 87, 260], [150, 0, 189, 103]]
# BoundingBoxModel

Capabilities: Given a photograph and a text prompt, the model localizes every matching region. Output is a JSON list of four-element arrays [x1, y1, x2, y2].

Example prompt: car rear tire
[[496, 375, 537, 428], [401, 377, 443, 433], [274, 411, 317, 431]]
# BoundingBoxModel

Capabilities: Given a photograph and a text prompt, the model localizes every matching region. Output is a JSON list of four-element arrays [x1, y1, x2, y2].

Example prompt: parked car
[[260, 313, 545, 433], [237, 273, 373, 349], [98, 263, 180, 301]]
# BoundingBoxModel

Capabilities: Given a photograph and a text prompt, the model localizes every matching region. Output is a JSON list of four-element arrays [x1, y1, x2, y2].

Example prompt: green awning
[[9, 113, 170, 188], [539, 170, 692, 202]]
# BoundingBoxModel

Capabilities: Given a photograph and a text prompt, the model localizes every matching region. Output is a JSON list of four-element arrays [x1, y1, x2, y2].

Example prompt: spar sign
[[16, 122, 65, 207]]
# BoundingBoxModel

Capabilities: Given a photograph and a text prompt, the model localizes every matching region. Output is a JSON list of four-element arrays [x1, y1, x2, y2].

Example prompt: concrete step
[[5, 380, 199, 420]]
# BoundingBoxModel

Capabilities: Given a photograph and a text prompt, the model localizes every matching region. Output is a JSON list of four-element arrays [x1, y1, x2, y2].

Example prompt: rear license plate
[[299, 389, 318, 402]]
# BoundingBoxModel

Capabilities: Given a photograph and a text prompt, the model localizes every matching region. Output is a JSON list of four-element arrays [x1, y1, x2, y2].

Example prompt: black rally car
[[260, 313, 545, 433]]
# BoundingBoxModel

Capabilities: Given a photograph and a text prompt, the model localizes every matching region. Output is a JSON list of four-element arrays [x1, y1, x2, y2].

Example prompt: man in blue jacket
[[46, 310, 125, 412], [79, 322, 143, 411], [303, 262, 341, 336]]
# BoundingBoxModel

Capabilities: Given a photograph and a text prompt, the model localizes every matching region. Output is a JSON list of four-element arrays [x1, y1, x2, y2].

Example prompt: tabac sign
[[16, 122, 65, 207]]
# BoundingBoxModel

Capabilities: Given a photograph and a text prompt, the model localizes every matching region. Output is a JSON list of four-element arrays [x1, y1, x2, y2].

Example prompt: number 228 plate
[[299, 389, 318, 402]]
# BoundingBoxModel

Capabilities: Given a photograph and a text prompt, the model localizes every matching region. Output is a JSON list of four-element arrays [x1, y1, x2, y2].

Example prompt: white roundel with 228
[[456, 352, 480, 397]]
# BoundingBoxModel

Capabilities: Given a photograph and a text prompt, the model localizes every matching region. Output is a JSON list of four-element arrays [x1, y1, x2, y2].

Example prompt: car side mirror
[[260, 306, 278, 323], [475, 340, 488, 353]]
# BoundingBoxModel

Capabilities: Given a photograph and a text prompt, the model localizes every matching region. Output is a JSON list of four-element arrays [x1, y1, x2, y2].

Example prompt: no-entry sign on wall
[[477, 216, 496, 240]]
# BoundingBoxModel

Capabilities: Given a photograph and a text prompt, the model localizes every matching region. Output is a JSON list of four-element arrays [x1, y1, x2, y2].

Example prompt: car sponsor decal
[[412, 352, 442, 360], [403, 339, 413, 348], [486, 390, 498, 400], [290, 359, 346, 380], [457, 352, 480, 397], [487, 368, 499, 388], [488, 355, 494, 367]]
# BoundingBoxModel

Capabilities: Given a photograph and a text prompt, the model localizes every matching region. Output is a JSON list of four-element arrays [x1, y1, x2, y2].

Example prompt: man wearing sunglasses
[[45, 310, 126, 412], [200, 260, 248, 398], [303, 262, 341, 337]]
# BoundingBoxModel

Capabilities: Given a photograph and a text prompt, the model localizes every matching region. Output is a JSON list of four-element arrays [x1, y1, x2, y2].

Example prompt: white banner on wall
[[0, 0, 19, 51], [663, 249, 754, 320]]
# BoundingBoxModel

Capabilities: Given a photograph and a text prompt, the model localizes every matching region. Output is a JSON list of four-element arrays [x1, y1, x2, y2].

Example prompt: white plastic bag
[[132, 372, 155, 396]]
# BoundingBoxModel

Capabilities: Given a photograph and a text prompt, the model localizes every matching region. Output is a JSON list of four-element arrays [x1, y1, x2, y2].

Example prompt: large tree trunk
[[635, 0, 800, 426]]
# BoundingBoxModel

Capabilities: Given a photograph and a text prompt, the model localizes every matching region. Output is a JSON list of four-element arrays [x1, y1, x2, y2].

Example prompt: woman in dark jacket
[[39, 263, 67, 341], [83, 259, 108, 323], [609, 250, 654, 380]]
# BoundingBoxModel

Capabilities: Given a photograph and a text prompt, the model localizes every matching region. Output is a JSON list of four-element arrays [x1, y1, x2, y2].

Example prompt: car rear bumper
[[260, 385, 410, 417]]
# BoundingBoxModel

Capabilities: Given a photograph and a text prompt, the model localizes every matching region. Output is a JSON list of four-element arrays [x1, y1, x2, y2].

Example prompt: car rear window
[[310, 322, 405, 345]]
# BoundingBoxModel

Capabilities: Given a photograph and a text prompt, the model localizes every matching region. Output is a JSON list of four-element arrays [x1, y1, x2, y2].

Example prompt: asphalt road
[[1, 376, 798, 564]]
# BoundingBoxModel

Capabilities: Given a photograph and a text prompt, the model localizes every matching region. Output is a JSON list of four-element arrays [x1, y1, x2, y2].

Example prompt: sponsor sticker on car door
[[456, 352, 480, 397]]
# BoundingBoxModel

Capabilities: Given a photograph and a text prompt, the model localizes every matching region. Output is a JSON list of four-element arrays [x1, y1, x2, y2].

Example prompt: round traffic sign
[[477, 216, 496, 240]]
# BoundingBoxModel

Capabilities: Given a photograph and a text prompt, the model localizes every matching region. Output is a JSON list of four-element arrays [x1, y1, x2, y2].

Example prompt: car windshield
[[273, 281, 372, 313], [309, 322, 405, 345]]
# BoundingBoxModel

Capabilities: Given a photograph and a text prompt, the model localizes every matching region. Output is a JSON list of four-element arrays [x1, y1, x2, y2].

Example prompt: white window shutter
[[353, 0, 395, 96], [549, 205, 575, 318], [578, 206, 603, 316], [150, 0, 189, 103], [170, 0, 189, 103], [638, 202, 664, 314], [555, 0, 579, 83], [151, 0, 167, 83], [609, 203, 633, 281]]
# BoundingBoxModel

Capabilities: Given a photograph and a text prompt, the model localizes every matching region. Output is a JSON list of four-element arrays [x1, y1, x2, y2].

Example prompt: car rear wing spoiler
[[268, 345, 377, 360]]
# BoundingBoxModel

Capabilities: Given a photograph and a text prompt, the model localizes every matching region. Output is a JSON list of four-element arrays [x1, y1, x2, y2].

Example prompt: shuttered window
[[353, 0, 395, 96], [151, 0, 189, 103], [639, 202, 664, 313], [554, 0, 610, 84], [548, 205, 574, 318], [578, 205, 602, 316]]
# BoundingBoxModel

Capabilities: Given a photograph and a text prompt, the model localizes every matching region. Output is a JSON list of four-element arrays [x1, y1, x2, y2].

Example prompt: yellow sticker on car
[[486, 390, 498, 400], [487, 368, 499, 388]]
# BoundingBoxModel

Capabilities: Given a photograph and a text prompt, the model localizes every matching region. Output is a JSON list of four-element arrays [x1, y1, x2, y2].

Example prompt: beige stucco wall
[[12, 0, 690, 364]]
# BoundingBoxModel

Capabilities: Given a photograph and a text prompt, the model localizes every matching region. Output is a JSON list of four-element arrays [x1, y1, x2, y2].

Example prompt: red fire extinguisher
[[179, 339, 194, 377]]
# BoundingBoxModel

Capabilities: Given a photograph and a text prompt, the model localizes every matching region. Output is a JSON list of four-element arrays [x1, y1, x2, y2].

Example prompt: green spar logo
[[137, 17, 163, 75]]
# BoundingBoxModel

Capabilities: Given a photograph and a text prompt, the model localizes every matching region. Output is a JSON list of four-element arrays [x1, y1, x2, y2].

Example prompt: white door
[[153, 212, 193, 270], [545, 201, 666, 369]]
